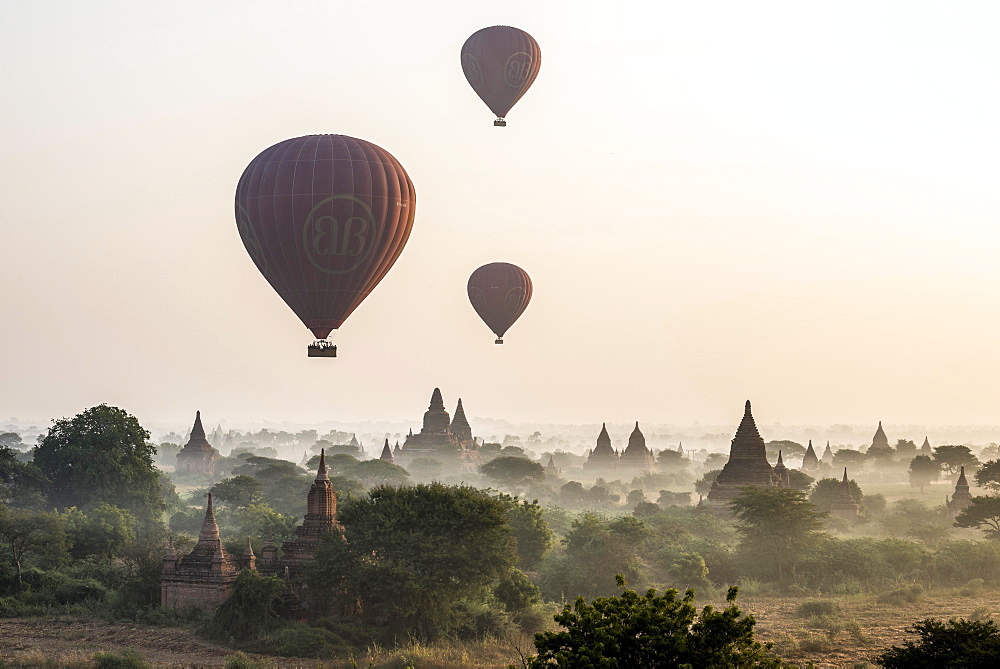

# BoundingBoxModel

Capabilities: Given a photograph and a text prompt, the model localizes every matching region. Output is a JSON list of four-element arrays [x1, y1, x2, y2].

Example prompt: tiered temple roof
[[619, 422, 656, 472], [175, 411, 220, 476], [399, 389, 479, 470], [275, 450, 343, 574], [379, 438, 394, 463], [920, 437, 932, 455], [585, 423, 618, 470], [773, 451, 790, 487], [801, 440, 819, 471], [829, 468, 861, 520], [869, 421, 890, 453], [822, 441, 833, 464], [451, 399, 473, 442], [946, 466, 973, 520], [705, 401, 782, 511]]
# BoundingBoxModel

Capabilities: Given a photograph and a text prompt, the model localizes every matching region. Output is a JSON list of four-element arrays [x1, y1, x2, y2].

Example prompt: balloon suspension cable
[[494, 118, 506, 127], [307, 339, 338, 358], [495, 337, 504, 345]]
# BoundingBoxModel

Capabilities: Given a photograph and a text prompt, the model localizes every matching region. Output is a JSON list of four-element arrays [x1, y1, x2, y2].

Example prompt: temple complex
[[175, 411, 220, 476], [946, 466, 973, 520], [868, 421, 891, 454], [617, 422, 657, 474], [398, 389, 479, 471], [161, 493, 246, 609], [829, 468, 862, 520], [379, 438, 394, 463], [920, 437, 932, 455], [162, 451, 342, 611], [801, 440, 819, 471], [705, 401, 785, 512], [584, 424, 619, 471]]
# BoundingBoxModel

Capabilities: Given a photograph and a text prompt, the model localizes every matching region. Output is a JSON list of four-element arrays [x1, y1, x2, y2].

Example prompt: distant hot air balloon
[[461, 26, 541, 126], [467, 262, 532, 344], [235, 135, 416, 357]]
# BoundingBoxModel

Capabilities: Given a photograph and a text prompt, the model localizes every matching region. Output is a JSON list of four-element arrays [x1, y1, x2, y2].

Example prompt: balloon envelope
[[235, 135, 416, 340], [461, 26, 541, 122], [467, 262, 532, 342]]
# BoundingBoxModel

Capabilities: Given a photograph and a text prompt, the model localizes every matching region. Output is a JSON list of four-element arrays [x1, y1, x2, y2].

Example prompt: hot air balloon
[[235, 135, 416, 357], [461, 26, 541, 126], [467, 262, 532, 344]]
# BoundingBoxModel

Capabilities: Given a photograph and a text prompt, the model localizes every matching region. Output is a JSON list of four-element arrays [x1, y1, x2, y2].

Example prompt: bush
[[960, 578, 986, 597], [0, 595, 47, 617], [876, 584, 923, 606], [54, 578, 108, 605], [92, 648, 149, 669], [874, 618, 1000, 667], [205, 570, 284, 643], [224, 651, 270, 668], [796, 599, 839, 618], [266, 625, 339, 658]]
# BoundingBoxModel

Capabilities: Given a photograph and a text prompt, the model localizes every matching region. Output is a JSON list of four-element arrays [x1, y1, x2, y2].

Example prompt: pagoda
[[618, 422, 657, 473], [271, 450, 343, 575], [920, 437, 932, 455], [161, 493, 247, 609], [829, 468, 862, 520], [379, 438, 394, 464], [545, 454, 561, 479], [868, 421, 891, 455], [451, 398, 473, 442], [772, 451, 790, 487], [705, 401, 783, 511], [584, 423, 619, 471], [801, 440, 819, 471], [821, 441, 833, 464], [946, 466, 973, 520], [399, 388, 479, 470], [175, 411, 220, 476]]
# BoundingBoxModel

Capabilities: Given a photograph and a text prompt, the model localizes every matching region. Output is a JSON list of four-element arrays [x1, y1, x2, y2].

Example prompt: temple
[[920, 437, 932, 455], [162, 451, 342, 611], [545, 454, 561, 479], [868, 421, 891, 454], [801, 440, 819, 471], [175, 411, 220, 476], [584, 423, 619, 471], [829, 468, 862, 520], [397, 389, 479, 471], [946, 466, 973, 520], [821, 441, 833, 465], [617, 422, 657, 474], [705, 401, 785, 511], [379, 438, 394, 463], [772, 451, 790, 487]]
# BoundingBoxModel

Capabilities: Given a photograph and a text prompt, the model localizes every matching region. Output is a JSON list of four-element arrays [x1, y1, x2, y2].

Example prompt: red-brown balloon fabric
[[461, 26, 541, 122], [235, 135, 416, 340], [467, 262, 533, 341]]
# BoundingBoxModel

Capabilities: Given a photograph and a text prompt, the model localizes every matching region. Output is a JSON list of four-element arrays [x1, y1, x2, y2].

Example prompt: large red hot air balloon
[[235, 135, 416, 357], [461, 26, 541, 126], [467, 262, 532, 344]]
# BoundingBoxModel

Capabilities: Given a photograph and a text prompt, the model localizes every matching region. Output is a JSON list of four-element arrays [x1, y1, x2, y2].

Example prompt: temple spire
[[429, 387, 445, 411], [380, 438, 394, 463], [316, 449, 329, 481], [957, 465, 969, 488], [198, 493, 221, 545], [191, 411, 206, 441]]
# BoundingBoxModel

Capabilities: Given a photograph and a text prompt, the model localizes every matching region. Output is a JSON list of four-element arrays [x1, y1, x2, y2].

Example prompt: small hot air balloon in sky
[[467, 262, 532, 344], [235, 135, 416, 357], [461, 26, 541, 126]]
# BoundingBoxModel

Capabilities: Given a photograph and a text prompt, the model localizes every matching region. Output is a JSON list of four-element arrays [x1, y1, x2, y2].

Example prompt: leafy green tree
[[480, 456, 544, 492], [205, 570, 285, 643], [694, 470, 721, 496], [731, 486, 827, 581], [0, 507, 68, 588], [766, 440, 805, 459], [305, 483, 517, 640], [211, 475, 262, 510], [0, 433, 22, 449], [880, 499, 951, 547], [0, 445, 47, 509], [874, 617, 1000, 668], [910, 455, 941, 492], [896, 439, 918, 459], [232, 457, 311, 517], [657, 490, 691, 506], [933, 445, 980, 476], [345, 459, 410, 488], [33, 405, 163, 529], [559, 480, 587, 507], [407, 456, 443, 480], [810, 477, 864, 512], [657, 449, 690, 469], [65, 503, 137, 562], [832, 449, 866, 467], [974, 460, 1000, 493], [954, 497, 1000, 539], [669, 552, 713, 592], [626, 489, 646, 507], [787, 469, 815, 492], [499, 496, 554, 569], [494, 567, 541, 613], [528, 579, 780, 668]]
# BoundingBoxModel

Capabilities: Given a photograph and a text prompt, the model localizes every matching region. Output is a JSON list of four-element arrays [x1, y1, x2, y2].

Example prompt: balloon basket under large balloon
[[495, 337, 504, 345], [494, 118, 506, 127], [307, 340, 338, 358]]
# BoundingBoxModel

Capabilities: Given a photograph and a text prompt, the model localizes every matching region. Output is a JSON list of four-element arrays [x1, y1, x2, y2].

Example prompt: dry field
[[0, 589, 994, 668]]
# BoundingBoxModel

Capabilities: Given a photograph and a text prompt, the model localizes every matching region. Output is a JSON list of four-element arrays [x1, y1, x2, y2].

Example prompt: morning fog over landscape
[[3, 2, 1000, 667]]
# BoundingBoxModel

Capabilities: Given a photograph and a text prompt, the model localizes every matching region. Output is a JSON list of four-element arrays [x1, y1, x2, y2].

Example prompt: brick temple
[[174, 411, 220, 476]]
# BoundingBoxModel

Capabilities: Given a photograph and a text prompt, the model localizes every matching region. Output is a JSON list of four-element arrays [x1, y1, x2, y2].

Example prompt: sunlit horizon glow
[[2, 1, 1000, 429]]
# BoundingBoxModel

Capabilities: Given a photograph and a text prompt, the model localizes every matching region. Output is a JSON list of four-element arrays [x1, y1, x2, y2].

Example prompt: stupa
[[175, 411, 220, 476], [705, 401, 783, 511], [584, 423, 619, 471], [379, 438, 394, 463], [801, 440, 819, 471], [618, 423, 657, 473], [946, 466, 973, 520], [829, 468, 862, 520], [772, 451, 790, 487], [868, 421, 891, 455]]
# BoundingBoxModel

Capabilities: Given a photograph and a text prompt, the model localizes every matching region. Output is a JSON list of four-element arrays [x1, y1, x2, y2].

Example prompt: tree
[[0, 445, 47, 509], [0, 433, 23, 449], [765, 440, 805, 459], [205, 570, 285, 643], [500, 496, 554, 570], [480, 456, 544, 492], [933, 445, 980, 476], [345, 459, 410, 488], [874, 617, 1000, 668], [974, 459, 1000, 493], [305, 483, 517, 639], [811, 477, 864, 512], [64, 503, 137, 562], [909, 455, 941, 492], [787, 469, 815, 492], [833, 449, 866, 467], [211, 475, 263, 510], [731, 486, 827, 581], [559, 481, 587, 507], [694, 470, 721, 496], [626, 489, 646, 507], [954, 497, 1000, 539], [0, 507, 68, 588], [895, 439, 918, 459], [33, 405, 163, 529], [528, 580, 780, 668], [657, 449, 690, 469], [880, 499, 951, 547]]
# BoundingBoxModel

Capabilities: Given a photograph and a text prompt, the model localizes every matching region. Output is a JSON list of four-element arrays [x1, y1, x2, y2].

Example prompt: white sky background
[[2, 0, 1000, 429]]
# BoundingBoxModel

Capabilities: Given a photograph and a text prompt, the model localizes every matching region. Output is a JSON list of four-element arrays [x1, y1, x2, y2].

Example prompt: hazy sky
[[3, 1, 1000, 429]]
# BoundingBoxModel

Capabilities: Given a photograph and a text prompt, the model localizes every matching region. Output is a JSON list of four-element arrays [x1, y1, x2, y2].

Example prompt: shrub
[[54, 578, 108, 605], [224, 651, 270, 669], [205, 570, 284, 643], [874, 618, 1000, 667], [797, 633, 834, 653], [876, 584, 923, 606], [960, 577, 986, 597], [796, 599, 839, 618], [970, 606, 992, 622], [266, 625, 339, 658], [92, 648, 149, 669]]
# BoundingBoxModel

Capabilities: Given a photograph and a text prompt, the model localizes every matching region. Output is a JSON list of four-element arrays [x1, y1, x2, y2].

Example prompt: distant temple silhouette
[[704, 401, 787, 512], [829, 468, 862, 520], [396, 388, 479, 471], [583, 422, 656, 474], [174, 411, 220, 476], [801, 439, 819, 471], [868, 421, 891, 454], [946, 466, 973, 520]]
